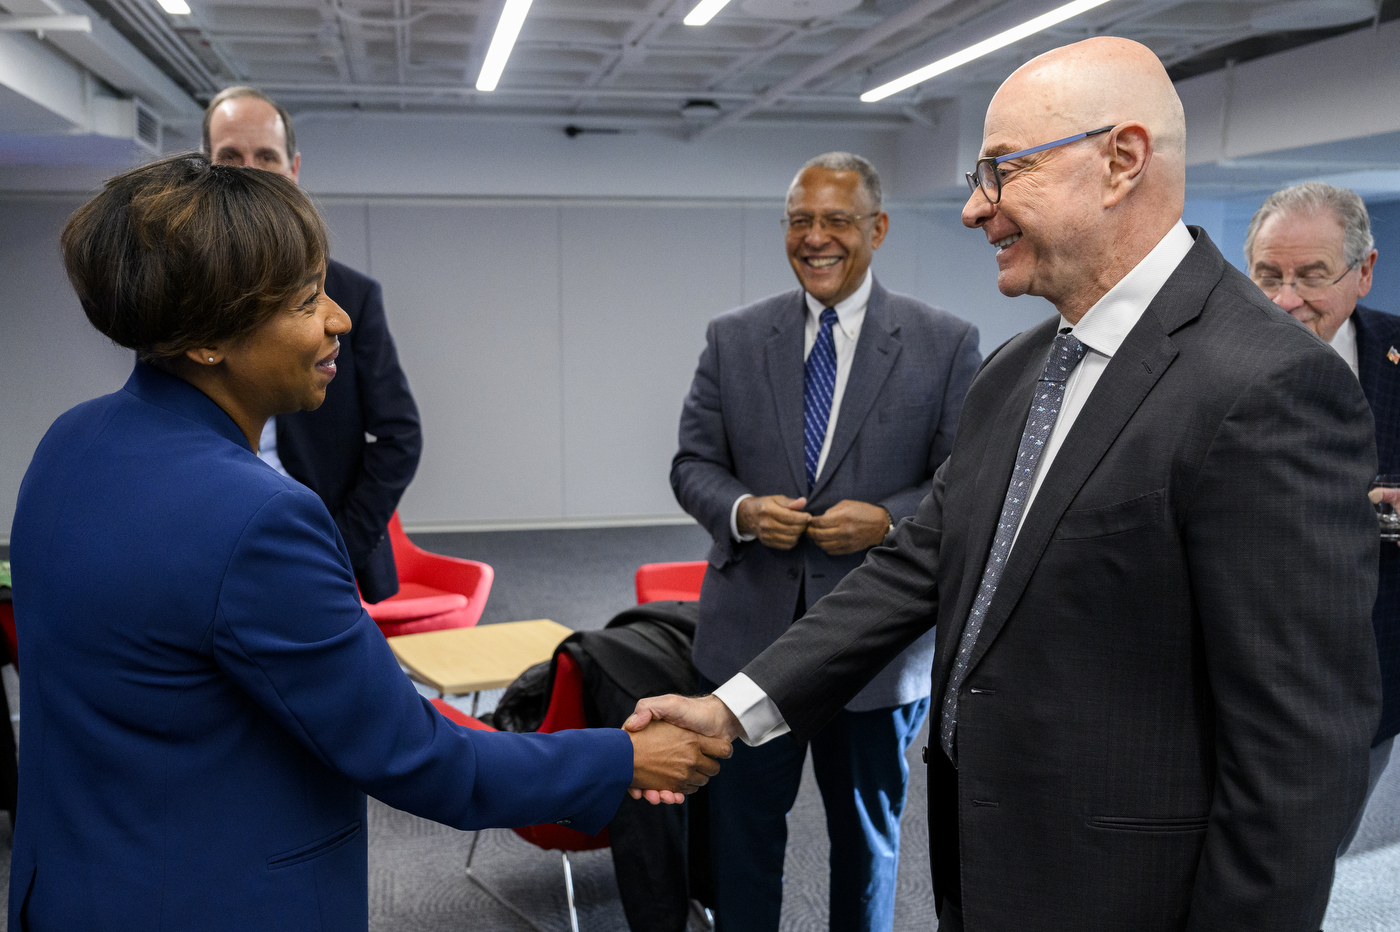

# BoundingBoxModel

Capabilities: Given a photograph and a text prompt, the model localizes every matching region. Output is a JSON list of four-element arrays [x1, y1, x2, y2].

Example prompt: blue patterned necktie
[[938, 330, 1088, 763], [803, 307, 840, 489]]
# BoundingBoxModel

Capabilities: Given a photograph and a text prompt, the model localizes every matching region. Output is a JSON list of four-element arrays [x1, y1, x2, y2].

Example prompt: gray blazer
[[672, 277, 980, 711], [744, 230, 1382, 930]]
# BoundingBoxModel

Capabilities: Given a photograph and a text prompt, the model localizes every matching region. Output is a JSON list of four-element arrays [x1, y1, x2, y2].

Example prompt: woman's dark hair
[[62, 152, 328, 361]]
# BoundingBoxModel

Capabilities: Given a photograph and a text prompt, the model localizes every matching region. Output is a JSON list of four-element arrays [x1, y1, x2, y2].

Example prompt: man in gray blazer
[[671, 152, 979, 932], [637, 39, 1380, 932]]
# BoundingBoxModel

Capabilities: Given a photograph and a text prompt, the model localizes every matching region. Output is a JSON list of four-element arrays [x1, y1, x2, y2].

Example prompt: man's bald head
[[963, 37, 1188, 321], [995, 37, 1185, 175]]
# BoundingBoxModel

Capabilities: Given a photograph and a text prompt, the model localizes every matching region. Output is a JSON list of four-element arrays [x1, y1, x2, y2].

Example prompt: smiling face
[[219, 269, 349, 420], [959, 37, 1188, 322], [785, 167, 888, 307], [207, 97, 300, 181], [1248, 209, 1374, 342], [961, 99, 1107, 311]]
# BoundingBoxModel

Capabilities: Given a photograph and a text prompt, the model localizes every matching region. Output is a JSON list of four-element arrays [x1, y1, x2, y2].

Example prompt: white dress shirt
[[716, 222, 1196, 745], [257, 417, 293, 478], [728, 269, 873, 541], [1328, 314, 1360, 379]]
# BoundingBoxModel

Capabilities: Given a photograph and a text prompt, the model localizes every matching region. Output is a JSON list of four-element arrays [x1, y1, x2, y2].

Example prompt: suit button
[[787, 568, 799, 580], [922, 746, 927, 764], [557, 819, 571, 826]]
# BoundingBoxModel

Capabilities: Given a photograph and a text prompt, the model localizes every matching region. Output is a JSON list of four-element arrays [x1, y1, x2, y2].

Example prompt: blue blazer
[[8, 362, 631, 931], [277, 259, 423, 603], [1354, 304, 1400, 745], [672, 278, 980, 711]]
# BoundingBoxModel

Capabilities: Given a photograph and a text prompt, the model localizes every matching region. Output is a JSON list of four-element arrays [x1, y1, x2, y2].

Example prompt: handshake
[[622, 694, 746, 804]]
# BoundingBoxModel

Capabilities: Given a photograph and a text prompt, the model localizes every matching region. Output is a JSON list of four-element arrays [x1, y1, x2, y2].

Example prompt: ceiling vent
[[90, 94, 162, 155]]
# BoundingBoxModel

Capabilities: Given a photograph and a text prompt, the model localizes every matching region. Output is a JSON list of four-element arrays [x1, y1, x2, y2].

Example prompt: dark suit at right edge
[[742, 229, 1382, 932], [1354, 304, 1400, 748]]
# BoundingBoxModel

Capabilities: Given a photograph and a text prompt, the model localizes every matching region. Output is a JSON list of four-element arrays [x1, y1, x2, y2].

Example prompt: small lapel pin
[[1389, 346, 1400, 365]]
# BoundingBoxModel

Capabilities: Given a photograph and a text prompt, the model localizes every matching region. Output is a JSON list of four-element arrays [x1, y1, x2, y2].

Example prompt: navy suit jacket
[[673, 277, 980, 711], [277, 259, 422, 603], [8, 363, 631, 931], [1354, 304, 1400, 745]]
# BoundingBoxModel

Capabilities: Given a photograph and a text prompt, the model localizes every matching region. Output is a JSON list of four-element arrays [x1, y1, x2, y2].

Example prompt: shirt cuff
[[712, 673, 790, 747], [730, 494, 757, 542]]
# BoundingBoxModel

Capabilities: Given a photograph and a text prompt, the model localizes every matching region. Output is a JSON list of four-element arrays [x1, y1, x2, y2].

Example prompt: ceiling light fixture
[[156, 0, 192, 13], [684, 0, 733, 27], [476, 0, 535, 92], [860, 0, 1114, 102]]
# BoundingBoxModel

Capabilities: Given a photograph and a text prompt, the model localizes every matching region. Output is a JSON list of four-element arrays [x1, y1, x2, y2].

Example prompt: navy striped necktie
[[803, 307, 839, 489]]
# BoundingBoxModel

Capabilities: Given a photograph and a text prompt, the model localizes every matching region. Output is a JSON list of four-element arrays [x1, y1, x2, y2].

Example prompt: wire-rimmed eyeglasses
[[965, 125, 1117, 205], [1252, 261, 1360, 299], [780, 213, 878, 235]]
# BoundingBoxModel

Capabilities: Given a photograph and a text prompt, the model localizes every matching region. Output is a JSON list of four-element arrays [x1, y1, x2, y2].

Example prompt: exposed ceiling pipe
[[691, 0, 965, 140], [107, 0, 219, 95]]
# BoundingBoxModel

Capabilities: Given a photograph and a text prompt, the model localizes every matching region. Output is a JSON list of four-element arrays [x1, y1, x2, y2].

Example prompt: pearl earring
[[208, 357, 215, 362]]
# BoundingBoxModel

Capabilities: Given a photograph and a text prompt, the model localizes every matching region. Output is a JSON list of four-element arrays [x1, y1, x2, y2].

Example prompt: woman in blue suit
[[7, 154, 727, 931]]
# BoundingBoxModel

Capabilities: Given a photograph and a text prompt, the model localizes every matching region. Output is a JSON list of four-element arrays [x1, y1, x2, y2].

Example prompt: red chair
[[432, 649, 604, 932], [0, 603, 16, 672], [361, 513, 493, 638], [634, 561, 706, 604]]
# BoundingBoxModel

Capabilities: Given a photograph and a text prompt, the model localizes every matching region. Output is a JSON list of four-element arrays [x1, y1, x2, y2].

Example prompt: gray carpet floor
[[0, 527, 1397, 930]]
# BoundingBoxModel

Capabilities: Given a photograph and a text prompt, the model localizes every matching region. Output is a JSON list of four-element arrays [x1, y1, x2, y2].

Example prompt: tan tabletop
[[388, 619, 573, 695]]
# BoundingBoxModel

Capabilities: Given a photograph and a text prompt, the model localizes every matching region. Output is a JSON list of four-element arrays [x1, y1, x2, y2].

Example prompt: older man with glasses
[[631, 38, 1380, 932], [669, 151, 980, 932], [1245, 182, 1400, 855]]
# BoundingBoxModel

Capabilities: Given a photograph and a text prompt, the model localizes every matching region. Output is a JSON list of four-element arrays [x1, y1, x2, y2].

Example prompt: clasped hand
[[627, 718, 732, 805], [737, 495, 889, 555], [624, 694, 745, 805]]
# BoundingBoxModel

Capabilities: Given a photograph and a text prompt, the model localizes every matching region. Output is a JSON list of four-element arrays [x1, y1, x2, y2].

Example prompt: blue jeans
[[701, 674, 928, 932]]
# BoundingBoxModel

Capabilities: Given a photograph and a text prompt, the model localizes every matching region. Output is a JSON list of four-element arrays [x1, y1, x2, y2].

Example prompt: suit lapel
[[765, 293, 811, 494], [809, 280, 900, 500], [956, 229, 1222, 680], [1352, 306, 1382, 405], [931, 320, 1054, 692]]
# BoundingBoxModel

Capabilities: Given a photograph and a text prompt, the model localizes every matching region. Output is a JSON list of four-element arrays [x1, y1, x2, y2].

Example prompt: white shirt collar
[[805, 268, 872, 339], [1328, 313, 1360, 379], [1062, 220, 1195, 358]]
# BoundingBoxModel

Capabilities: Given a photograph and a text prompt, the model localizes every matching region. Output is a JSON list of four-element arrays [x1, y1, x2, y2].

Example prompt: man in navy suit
[[204, 87, 421, 603], [671, 153, 980, 932], [1245, 181, 1399, 851]]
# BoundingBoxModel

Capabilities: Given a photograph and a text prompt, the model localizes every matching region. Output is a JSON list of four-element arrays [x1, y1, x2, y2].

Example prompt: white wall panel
[[558, 206, 743, 518], [317, 201, 370, 275], [0, 197, 133, 538], [366, 204, 564, 526]]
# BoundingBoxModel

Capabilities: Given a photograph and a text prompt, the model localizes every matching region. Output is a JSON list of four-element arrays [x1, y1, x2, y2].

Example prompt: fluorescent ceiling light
[[156, 0, 191, 13], [476, 0, 535, 92], [684, 0, 733, 26], [861, 0, 1114, 102]]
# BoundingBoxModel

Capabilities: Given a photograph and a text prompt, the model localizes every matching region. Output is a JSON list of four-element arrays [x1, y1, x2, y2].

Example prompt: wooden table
[[388, 619, 573, 696]]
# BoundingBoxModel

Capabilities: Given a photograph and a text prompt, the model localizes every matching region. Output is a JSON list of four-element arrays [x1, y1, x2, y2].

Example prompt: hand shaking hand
[[624, 694, 744, 804], [627, 717, 732, 805]]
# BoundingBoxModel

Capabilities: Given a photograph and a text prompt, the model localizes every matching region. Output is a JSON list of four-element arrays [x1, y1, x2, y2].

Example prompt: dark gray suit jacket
[[744, 230, 1382, 930], [673, 277, 980, 711]]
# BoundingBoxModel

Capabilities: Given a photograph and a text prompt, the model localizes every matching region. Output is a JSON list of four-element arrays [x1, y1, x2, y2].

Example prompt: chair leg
[[463, 830, 552, 932], [562, 851, 580, 932]]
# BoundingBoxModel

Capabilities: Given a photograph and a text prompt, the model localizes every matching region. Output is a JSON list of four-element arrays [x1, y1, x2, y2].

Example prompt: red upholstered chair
[[432, 650, 606, 932], [0, 603, 16, 672], [634, 561, 706, 604], [361, 513, 493, 638]]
